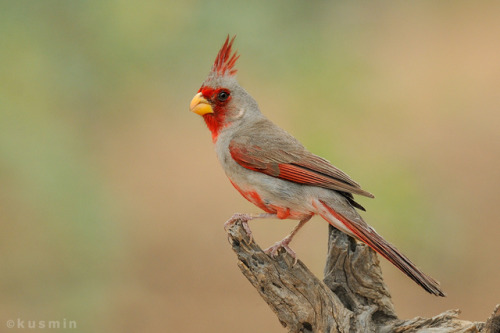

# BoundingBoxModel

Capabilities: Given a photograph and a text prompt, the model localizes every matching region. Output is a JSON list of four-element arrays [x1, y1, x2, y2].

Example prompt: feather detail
[[211, 35, 239, 76], [228, 130, 374, 199], [277, 163, 373, 198], [318, 200, 445, 296]]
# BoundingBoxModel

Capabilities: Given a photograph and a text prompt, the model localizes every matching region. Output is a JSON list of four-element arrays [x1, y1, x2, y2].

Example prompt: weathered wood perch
[[226, 220, 500, 333]]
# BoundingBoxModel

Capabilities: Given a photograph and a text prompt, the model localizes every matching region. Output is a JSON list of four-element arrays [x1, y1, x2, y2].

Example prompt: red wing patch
[[229, 144, 280, 176], [278, 163, 342, 187], [229, 140, 373, 198]]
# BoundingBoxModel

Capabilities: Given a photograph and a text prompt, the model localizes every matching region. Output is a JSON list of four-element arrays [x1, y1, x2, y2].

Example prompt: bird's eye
[[217, 91, 230, 102]]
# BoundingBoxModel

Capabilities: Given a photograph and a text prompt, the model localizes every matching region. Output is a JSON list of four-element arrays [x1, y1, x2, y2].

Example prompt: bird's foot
[[224, 213, 255, 244], [265, 237, 297, 265]]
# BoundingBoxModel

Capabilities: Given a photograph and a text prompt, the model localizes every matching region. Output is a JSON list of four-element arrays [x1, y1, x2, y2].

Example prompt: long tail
[[318, 200, 445, 297]]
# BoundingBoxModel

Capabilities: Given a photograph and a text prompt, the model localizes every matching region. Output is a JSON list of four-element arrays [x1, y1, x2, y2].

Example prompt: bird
[[189, 36, 445, 297]]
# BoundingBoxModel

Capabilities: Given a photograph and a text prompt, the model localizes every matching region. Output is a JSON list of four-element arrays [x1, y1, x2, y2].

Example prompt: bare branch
[[225, 220, 498, 332]]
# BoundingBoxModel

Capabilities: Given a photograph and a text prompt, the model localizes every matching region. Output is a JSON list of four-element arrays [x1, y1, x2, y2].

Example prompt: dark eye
[[217, 91, 230, 102]]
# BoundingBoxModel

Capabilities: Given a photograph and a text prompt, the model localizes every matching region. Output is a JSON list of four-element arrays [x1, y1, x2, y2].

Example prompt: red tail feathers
[[319, 200, 445, 297]]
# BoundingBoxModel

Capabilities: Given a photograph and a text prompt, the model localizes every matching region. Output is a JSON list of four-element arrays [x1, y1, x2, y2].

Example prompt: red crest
[[211, 35, 239, 76]]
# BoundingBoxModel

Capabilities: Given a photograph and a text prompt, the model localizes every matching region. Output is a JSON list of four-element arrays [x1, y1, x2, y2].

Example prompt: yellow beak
[[190, 92, 213, 116]]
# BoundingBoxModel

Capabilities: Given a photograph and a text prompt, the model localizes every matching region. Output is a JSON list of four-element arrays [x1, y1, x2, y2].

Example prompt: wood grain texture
[[225, 220, 499, 333]]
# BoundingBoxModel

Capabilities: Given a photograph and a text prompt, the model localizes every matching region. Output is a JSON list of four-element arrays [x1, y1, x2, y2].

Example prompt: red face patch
[[197, 86, 232, 142]]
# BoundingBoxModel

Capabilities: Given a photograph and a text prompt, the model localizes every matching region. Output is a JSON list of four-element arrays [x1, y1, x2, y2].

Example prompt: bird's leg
[[264, 216, 312, 264], [224, 213, 277, 244]]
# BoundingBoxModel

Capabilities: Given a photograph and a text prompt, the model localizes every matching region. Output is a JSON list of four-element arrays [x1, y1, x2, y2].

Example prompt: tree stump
[[225, 220, 500, 332]]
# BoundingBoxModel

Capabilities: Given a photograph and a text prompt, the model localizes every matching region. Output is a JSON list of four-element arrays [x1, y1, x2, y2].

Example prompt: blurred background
[[1, 1, 499, 332]]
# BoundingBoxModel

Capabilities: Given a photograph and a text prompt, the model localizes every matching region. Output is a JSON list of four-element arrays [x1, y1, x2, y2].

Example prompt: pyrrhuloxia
[[189, 36, 444, 296]]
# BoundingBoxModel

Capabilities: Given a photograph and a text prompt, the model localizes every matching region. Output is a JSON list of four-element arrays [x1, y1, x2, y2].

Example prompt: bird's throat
[[203, 113, 227, 142]]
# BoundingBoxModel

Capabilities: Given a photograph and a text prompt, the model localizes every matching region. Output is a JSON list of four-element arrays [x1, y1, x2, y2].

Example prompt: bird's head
[[190, 36, 260, 142]]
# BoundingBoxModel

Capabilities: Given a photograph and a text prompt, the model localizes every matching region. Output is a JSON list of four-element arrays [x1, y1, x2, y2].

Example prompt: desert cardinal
[[189, 36, 444, 296]]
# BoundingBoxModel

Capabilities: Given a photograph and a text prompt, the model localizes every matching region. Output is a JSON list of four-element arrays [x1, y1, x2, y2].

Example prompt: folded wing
[[228, 125, 374, 199]]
